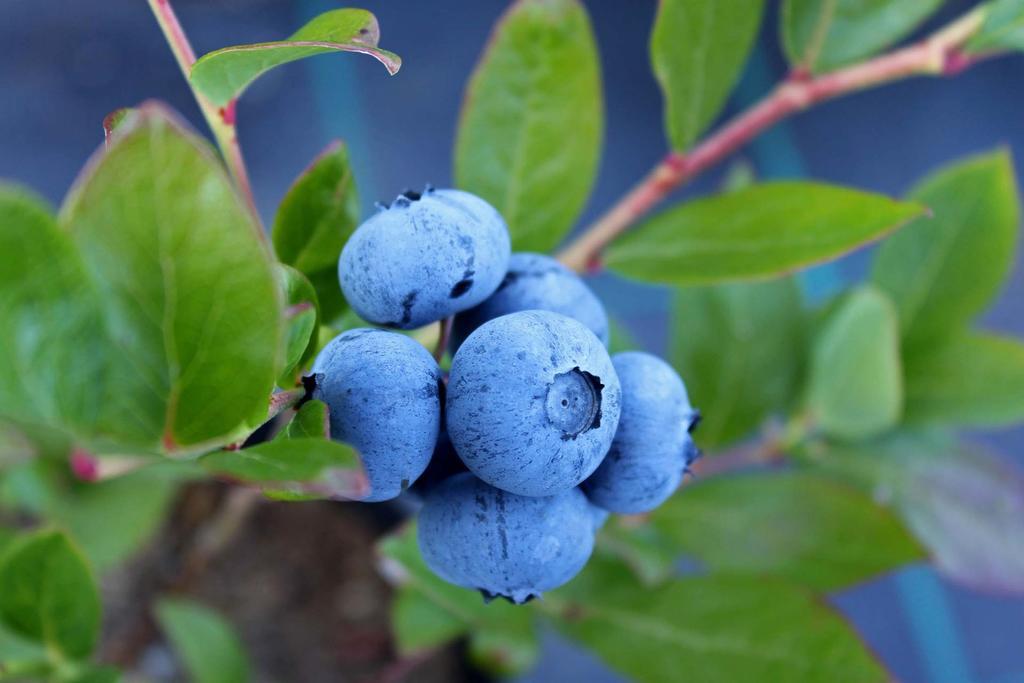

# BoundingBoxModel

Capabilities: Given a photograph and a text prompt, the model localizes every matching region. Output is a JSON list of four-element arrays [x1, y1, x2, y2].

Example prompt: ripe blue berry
[[417, 473, 595, 603], [446, 310, 621, 497], [583, 351, 699, 514], [312, 328, 442, 502], [338, 187, 510, 329], [451, 252, 609, 351]]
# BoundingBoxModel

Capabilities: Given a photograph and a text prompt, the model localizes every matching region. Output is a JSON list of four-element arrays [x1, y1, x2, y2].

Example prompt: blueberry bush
[[2, 0, 1024, 680]]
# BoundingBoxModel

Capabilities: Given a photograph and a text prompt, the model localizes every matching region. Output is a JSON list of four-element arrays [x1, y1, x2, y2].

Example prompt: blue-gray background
[[1, 1, 1022, 681]]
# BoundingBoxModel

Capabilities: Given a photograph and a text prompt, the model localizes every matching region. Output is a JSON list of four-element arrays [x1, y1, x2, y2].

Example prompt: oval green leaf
[[278, 399, 330, 440], [968, 0, 1024, 53], [782, 0, 944, 73], [807, 286, 903, 440], [190, 9, 401, 107], [273, 141, 360, 277], [671, 277, 805, 448], [651, 472, 923, 590], [872, 150, 1020, 347], [102, 107, 136, 147], [0, 187, 104, 438], [816, 433, 1024, 593], [0, 530, 100, 660], [608, 182, 922, 286], [549, 556, 888, 682], [276, 265, 320, 387], [904, 332, 1024, 427], [454, 0, 603, 252], [202, 437, 367, 500], [58, 104, 282, 455], [273, 141, 359, 326], [378, 523, 539, 676], [155, 598, 249, 683], [651, 0, 765, 150], [3, 459, 186, 573]]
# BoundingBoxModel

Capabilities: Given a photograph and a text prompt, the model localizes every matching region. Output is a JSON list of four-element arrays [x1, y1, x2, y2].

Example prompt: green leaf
[[814, 432, 1024, 593], [275, 265, 320, 387], [378, 524, 538, 677], [0, 529, 13, 556], [467, 609, 538, 678], [272, 141, 359, 325], [272, 140, 356, 331], [0, 530, 100, 660], [67, 664, 122, 683], [102, 107, 136, 147], [651, 472, 922, 590], [968, 0, 1024, 53], [904, 332, 1024, 427], [190, 9, 401, 106], [596, 521, 678, 586], [273, 141, 360, 276], [155, 598, 249, 683], [671, 278, 805, 448], [548, 556, 888, 682], [279, 399, 330, 440], [872, 150, 1020, 347], [454, 0, 603, 252], [307, 268, 348, 327], [0, 186, 105, 441], [807, 286, 902, 440], [0, 621, 49, 675], [0, 422, 38, 474], [651, 0, 765, 150], [56, 104, 282, 455], [2, 459, 186, 573], [781, 0, 944, 73], [607, 182, 923, 286], [201, 437, 367, 501]]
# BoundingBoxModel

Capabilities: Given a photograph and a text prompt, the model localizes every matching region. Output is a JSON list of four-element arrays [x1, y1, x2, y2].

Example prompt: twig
[[692, 437, 785, 478], [434, 316, 454, 363], [145, 0, 261, 225], [557, 7, 989, 272]]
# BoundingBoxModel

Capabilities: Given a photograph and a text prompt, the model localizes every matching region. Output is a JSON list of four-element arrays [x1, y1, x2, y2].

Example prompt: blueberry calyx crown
[[545, 367, 603, 440], [387, 184, 436, 209], [479, 588, 537, 605]]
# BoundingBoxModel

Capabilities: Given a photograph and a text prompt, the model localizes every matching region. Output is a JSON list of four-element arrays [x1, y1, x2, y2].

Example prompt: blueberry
[[312, 328, 441, 501], [446, 310, 621, 497], [338, 187, 511, 329], [588, 503, 610, 531], [583, 351, 699, 514], [451, 252, 609, 351], [417, 472, 595, 603]]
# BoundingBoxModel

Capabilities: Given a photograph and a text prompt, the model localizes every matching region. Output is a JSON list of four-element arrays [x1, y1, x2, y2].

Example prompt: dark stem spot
[[449, 277, 474, 298], [400, 291, 417, 325], [688, 409, 702, 434]]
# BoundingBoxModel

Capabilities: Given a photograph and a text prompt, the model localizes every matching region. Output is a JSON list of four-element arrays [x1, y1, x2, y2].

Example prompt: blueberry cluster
[[313, 187, 700, 603]]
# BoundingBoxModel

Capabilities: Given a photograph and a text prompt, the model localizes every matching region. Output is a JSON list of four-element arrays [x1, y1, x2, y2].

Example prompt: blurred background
[[1, 0, 1022, 681]]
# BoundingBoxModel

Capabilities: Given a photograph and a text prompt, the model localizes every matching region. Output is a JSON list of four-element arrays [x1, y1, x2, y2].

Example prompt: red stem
[[557, 8, 989, 272], [146, 0, 261, 225], [434, 316, 454, 362], [151, 0, 197, 66]]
